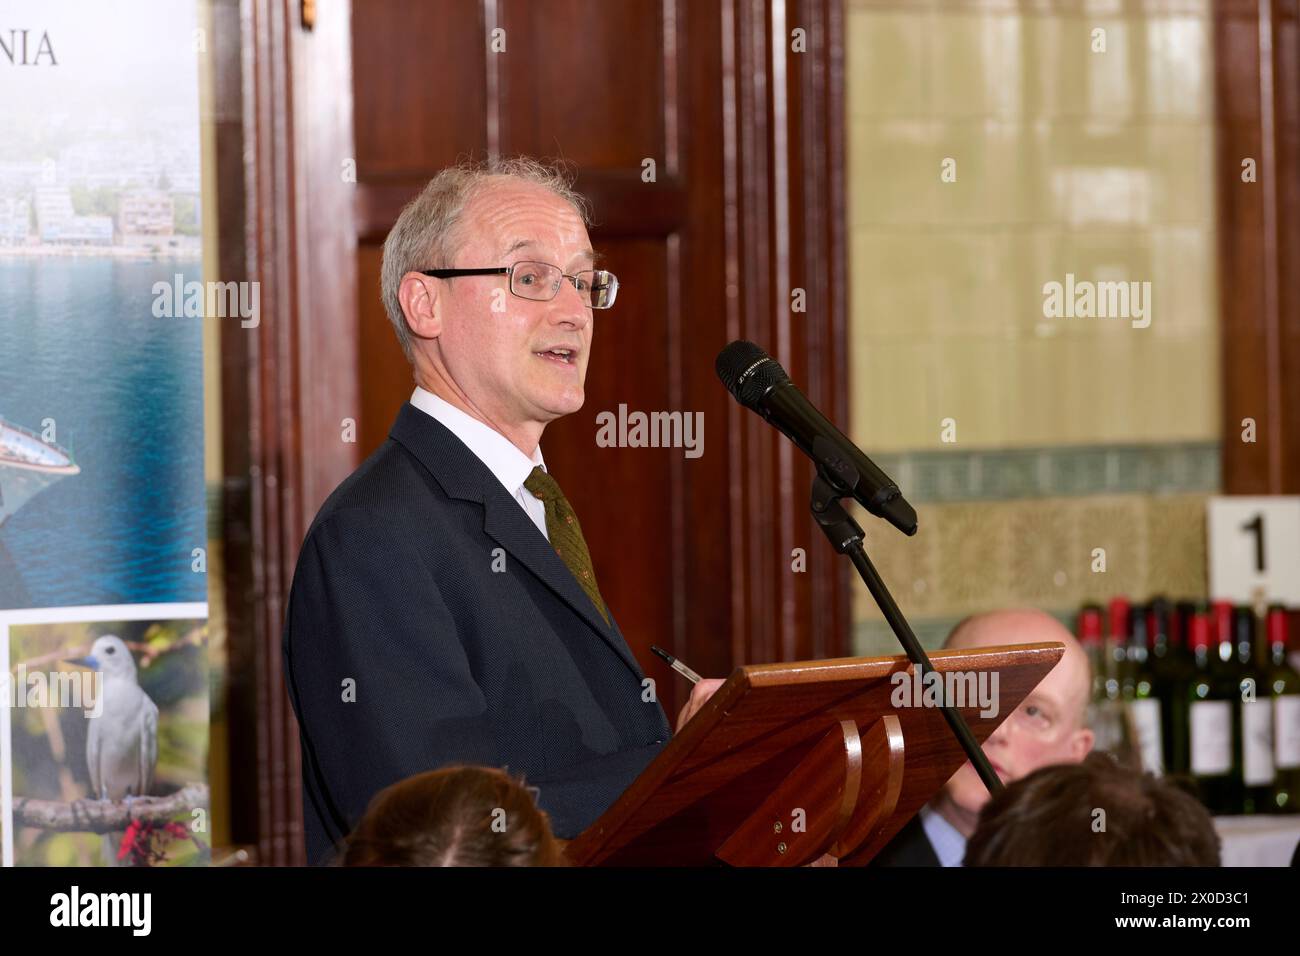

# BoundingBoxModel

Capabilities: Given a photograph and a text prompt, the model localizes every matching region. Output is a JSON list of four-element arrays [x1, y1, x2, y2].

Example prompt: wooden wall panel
[[352, 0, 488, 177], [497, 0, 667, 167], [357, 245, 409, 452], [1216, 0, 1300, 494], [218, 0, 359, 865], [1277, 6, 1300, 489]]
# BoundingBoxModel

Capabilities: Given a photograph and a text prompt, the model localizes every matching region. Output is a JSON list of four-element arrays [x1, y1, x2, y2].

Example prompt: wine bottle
[[1105, 597, 1138, 765], [1188, 609, 1239, 814], [1267, 605, 1300, 813], [1149, 597, 1173, 675], [1122, 604, 1163, 774], [1078, 604, 1122, 754], [1212, 600, 1237, 676], [1078, 606, 1103, 686], [1151, 598, 1193, 777], [1106, 597, 1128, 702], [1236, 606, 1274, 814]]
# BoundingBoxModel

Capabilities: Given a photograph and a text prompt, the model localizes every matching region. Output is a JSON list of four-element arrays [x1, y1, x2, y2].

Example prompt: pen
[[650, 645, 703, 685]]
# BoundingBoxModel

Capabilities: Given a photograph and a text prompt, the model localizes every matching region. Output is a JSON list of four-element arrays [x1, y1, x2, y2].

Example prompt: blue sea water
[[0, 256, 207, 610]]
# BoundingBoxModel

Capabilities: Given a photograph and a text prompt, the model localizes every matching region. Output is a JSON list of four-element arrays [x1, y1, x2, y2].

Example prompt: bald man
[[871, 609, 1095, 867]]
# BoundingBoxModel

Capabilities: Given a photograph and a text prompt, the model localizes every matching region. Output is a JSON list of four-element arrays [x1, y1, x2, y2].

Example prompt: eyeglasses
[[420, 260, 619, 309]]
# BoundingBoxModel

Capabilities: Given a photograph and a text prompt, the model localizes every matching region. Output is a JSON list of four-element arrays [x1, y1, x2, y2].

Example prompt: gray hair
[[380, 157, 592, 363]]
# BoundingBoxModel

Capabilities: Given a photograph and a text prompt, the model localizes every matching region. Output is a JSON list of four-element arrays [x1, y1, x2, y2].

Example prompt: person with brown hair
[[341, 765, 568, 867], [964, 752, 1221, 866]]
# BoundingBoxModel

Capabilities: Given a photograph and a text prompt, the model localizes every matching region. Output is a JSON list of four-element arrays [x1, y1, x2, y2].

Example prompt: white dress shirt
[[408, 386, 549, 541], [919, 803, 967, 867]]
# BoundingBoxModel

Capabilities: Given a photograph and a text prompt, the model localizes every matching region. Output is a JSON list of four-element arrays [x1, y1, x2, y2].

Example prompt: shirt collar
[[409, 387, 545, 497], [919, 803, 967, 867]]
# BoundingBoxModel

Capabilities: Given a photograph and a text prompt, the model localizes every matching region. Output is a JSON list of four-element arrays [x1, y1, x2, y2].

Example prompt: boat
[[0, 415, 80, 526]]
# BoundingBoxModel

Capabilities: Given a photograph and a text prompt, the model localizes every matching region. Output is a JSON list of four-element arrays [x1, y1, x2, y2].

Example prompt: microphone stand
[[809, 464, 1004, 798]]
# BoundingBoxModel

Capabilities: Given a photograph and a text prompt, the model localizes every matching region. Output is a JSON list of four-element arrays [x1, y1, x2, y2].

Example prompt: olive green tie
[[524, 466, 610, 625]]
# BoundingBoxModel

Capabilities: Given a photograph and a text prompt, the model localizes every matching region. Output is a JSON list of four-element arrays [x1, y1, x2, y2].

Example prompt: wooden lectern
[[565, 642, 1064, 866]]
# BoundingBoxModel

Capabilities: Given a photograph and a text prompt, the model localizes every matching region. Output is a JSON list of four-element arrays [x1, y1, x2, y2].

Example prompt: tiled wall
[[852, 488, 1212, 655], [844, 0, 1222, 653]]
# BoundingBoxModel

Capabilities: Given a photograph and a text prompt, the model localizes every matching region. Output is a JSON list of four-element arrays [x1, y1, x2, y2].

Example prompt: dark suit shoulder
[[308, 437, 437, 532], [868, 812, 941, 867]]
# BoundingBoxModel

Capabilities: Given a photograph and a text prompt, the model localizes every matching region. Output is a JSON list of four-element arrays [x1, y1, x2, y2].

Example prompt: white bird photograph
[[5, 616, 209, 866]]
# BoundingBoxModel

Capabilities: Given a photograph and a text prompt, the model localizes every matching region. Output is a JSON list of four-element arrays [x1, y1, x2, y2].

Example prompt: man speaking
[[282, 159, 715, 864]]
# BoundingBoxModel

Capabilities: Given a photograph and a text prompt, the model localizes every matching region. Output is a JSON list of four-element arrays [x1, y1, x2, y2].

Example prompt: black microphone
[[715, 340, 917, 536]]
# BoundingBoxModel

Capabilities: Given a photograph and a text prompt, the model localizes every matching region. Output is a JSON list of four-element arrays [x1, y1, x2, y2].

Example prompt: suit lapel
[[390, 403, 643, 678], [479, 487, 641, 675]]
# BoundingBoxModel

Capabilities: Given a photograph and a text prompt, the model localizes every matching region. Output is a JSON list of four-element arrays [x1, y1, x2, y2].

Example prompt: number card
[[1207, 497, 1300, 604]]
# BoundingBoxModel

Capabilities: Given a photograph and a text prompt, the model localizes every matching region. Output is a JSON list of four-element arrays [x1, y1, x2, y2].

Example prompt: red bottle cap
[[1211, 600, 1234, 643], [1190, 613, 1211, 650], [1107, 598, 1130, 642], [1078, 607, 1102, 645], [1267, 607, 1290, 649]]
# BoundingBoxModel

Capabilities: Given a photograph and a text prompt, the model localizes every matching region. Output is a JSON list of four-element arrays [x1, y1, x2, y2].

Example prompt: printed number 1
[[1241, 513, 1265, 573]]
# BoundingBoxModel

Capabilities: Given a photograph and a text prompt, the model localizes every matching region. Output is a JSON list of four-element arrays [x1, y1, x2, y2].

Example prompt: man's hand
[[675, 678, 725, 732]]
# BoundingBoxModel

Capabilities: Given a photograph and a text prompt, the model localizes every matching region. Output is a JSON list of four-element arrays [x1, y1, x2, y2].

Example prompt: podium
[[565, 642, 1064, 866]]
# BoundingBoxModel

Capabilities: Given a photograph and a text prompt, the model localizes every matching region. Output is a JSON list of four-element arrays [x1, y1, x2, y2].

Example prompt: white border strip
[[0, 603, 208, 626]]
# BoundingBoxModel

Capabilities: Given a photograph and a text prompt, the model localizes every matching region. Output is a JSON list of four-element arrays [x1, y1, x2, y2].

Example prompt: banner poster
[[0, 1, 210, 866]]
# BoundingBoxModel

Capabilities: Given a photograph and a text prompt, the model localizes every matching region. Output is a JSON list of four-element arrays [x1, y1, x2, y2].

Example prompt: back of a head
[[342, 765, 567, 867], [964, 753, 1220, 866]]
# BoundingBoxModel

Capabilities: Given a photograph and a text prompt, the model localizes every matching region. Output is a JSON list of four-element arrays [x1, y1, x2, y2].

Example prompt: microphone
[[715, 340, 917, 536]]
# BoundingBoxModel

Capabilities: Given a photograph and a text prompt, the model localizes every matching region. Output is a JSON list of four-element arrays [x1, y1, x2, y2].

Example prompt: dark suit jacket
[[868, 812, 942, 867], [283, 403, 672, 864]]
